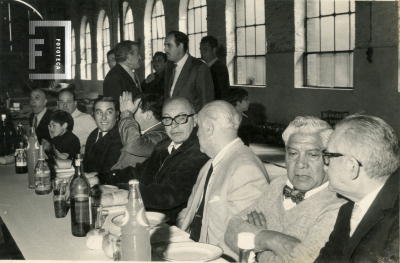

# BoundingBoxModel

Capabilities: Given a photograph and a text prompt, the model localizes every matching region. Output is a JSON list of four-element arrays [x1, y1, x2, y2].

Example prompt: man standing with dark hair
[[200, 36, 230, 100], [164, 31, 214, 113], [103, 41, 142, 101], [29, 89, 52, 144], [141, 51, 167, 95]]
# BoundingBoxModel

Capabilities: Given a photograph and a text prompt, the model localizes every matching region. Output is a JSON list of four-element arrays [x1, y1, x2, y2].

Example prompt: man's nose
[[295, 155, 309, 169]]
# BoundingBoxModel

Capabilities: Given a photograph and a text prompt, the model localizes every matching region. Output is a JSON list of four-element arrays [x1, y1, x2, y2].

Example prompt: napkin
[[150, 225, 190, 244]]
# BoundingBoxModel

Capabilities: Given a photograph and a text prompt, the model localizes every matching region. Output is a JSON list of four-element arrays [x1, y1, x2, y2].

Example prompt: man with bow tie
[[225, 116, 346, 263]]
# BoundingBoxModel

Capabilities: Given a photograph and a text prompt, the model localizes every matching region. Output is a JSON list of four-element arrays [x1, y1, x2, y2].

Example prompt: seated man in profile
[[224, 116, 347, 263], [83, 97, 123, 174], [96, 97, 209, 223], [111, 92, 168, 170]]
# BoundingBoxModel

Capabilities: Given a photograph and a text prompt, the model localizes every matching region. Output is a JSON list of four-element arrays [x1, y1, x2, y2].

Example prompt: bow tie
[[283, 185, 306, 204]]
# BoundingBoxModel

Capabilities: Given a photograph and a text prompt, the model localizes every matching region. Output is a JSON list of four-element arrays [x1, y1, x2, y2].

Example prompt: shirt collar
[[175, 53, 189, 68], [35, 107, 47, 120], [71, 108, 80, 118], [207, 57, 218, 67], [212, 138, 241, 167], [141, 122, 161, 134], [286, 179, 329, 199], [168, 141, 182, 154], [355, 183, 384, 217], [119, 63, 134, 75]]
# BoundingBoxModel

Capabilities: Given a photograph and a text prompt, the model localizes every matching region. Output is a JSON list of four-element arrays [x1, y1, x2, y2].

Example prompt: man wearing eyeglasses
[[96, 97, 209, 224], [58, 88, 96, 147], [315, 115, 399, 263], [224, 116, 346, 262]]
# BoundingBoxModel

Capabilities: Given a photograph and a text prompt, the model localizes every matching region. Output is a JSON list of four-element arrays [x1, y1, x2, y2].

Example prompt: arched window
[[151, 0, 166, 56], [80, 17, 92, 80], [235, 0, 266, 85], [187, 0, 207, 58], [71, 28, 76, 79], [123, 3, 134, 40], [97, 11, 110, 80], [304, 0, 355, 88]]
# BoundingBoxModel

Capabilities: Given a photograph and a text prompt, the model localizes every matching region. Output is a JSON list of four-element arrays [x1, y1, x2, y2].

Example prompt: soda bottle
[[14, 122, 27, 173], [238, 232, 256, 263], [34, 145, 52, 195], [121, 179, 151, 261], [27, 127, 39, 188], [70, 154, 91, 237]]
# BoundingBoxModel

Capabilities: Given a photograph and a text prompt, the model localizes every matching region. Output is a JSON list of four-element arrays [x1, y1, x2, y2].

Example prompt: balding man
[[97, 97, 209, 224], [176, 100, 269, 259], [29, 89, 53, 144], [315, 115, 399, 262]]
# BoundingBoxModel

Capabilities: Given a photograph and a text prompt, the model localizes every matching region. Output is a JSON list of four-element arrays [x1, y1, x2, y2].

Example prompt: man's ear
[[348, 157, 361, 180], [61, 123, 68, 130], [193, 114, 198, 127], [74, 101, 77, 107], [204, 120, 214, 137], [145, 110, 153, 120], [44, 98, 48, 106]]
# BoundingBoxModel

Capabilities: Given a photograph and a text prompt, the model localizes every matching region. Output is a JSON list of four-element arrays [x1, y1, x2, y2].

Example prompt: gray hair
[[282, 116, 333, 148], [198, 100, 241, 131], [335, 115, 400, 180]]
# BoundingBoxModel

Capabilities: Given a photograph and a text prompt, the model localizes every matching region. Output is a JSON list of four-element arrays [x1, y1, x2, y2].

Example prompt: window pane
[[152, 18, 157, 38], [193, 0, 199, 8], [236, 0, 245, 27], [246, 26, 255, 55], [255, 0, 264, 25], [254, 56, 265, 85], [189, 34, 195, 55], [157, 17, 163, 38], [321, 0, 334, 16], [307, 18, 320, 52], [245, 57, 255, 84], [246, 0, 255, 26], [334, 53, 351, 87], [335, 15, 349, 51], [201, 6, 207, 32], [188, 9, 194, 33], [306, 54, 318, 86], [195, 7, 201, 32], [350, 13, 355, 49], [319, 53, 334, 87], [335, 0, 349, 14], [255, 25, 265, 55], [237, 27, 246, 56], [195, 33, 203, 57], [320, 16, 334, 51], [201, 0, 206, 6], [236, 57, 247, 84], [188, 0, 194, 9], [350, 0, 355, 12], [307, 0, 319, 18]]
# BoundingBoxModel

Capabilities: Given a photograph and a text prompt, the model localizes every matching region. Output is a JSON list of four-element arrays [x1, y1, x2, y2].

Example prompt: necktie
[[169, 64, 178, 95], [96, 131, 103, 142], [171, 146, 176, 154], [283, 185, 306, 204], [350, 204, 362, 236], [133, 72, 141, 92], [33, 115, 38, 130], [189, 164, 213, 241]]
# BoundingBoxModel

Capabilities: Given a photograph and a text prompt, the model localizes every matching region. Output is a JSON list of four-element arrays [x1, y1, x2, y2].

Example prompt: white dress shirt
[[283, 180, 329, 210], [167, 141, 183, 154], [35, 107, 47, 125], [170, 53, 189, 96], [207, 57, 218, 67]]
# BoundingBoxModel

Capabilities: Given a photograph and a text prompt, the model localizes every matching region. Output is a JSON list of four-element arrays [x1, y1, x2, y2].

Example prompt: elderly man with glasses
[[224, 116, 346, 263], [96, 97, 209, 224], [315, 115, 399, 263]]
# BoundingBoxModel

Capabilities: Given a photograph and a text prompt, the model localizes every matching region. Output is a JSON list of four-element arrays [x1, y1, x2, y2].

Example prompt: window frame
[[187, 0, 207, 58], [123, 3, 134, 41], [151, 0, 166, 58]]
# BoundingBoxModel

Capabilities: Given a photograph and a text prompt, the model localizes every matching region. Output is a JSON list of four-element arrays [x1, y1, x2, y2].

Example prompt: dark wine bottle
[[70, 154, 91, 237], [1, 114, 12, 155], [14, 122, 27, 173]]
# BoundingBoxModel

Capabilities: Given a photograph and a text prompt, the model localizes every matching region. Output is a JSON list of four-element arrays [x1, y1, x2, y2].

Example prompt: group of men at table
[[27, 30, 398, 263]]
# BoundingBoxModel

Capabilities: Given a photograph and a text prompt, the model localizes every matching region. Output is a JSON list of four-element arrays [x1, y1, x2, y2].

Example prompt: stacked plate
[[153, 242, 223, 261]]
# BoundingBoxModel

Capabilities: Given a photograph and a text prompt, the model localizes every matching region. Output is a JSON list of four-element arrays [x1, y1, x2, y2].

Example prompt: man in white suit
[[176, 100, 269, 260]]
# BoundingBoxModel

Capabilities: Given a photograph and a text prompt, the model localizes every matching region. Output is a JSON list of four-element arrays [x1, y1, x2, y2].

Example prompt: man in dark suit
[[96, 97, 209, 224], [316, 115, 399, 262], [29, 89, 52, 144], [141, 52, 167, 96], [200, 36, 230, 100], [103, 41, 142, 101], [164, 31, 214, 113], [83, 96, 122, 174]]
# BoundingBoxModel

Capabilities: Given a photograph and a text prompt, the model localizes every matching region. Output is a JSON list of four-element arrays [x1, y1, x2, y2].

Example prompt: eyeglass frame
[[322, 150, 363, 167], [161, 113, 195, 126]]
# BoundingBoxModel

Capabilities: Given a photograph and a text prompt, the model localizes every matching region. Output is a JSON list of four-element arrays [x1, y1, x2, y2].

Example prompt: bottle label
[[15, 149, 27, 166], [71, 197, 90, 223], [34, 171, 51, 190]]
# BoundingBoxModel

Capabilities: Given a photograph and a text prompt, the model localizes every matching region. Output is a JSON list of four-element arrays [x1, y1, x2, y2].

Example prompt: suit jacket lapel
[[86, 128, 98, 156], [117, 63, 135, 87], [164, 62, 174, 98], [172, 56, 193, 97]]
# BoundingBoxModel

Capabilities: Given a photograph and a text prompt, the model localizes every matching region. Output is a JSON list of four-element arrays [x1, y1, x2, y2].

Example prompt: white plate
[[112, 212, 169, 227], [153, 242, 223, 262]]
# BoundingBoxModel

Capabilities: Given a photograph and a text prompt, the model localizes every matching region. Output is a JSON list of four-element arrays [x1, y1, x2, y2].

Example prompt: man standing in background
[[29, 88, 52, 144]]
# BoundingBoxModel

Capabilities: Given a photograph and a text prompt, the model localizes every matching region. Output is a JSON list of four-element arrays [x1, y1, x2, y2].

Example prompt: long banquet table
[[0, 164, 227, 262]]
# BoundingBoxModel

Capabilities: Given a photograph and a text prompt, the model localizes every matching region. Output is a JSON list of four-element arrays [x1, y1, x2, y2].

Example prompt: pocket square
[[208, 196, 220, 203]]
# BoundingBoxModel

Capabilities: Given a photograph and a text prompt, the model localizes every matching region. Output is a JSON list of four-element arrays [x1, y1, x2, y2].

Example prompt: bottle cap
[[238, 232, 255, 249], [128, 179, 139, 185], [75, 154, 82, 159]]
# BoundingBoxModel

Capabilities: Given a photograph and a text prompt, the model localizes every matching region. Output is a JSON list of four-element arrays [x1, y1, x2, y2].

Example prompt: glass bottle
[[14, 122, 27, 174], [27, 127, 39, 188], [1, 114, 12, 155], [238, 232, 256, 263], [70, 154, 91, 237], [121, 179, 151, 261], [34, 145, 52, 195]]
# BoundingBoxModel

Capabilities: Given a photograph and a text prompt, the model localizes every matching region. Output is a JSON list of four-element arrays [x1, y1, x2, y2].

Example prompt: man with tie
[[176, 101, 269, 260], [29, 89, 52, 144], [224, 116, 346, 262], [83, 96, 122, 174], [96, 97, 209, 224], [315, 115, 399, 262], [164, 31, 214, 113], [103, 41, 142, 101]]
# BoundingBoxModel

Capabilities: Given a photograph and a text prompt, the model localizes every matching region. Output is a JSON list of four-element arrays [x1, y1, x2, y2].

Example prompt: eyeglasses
[[161, 114, 195, 126], [322, 150, 363, 167]]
